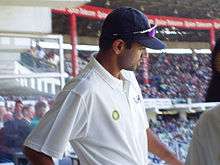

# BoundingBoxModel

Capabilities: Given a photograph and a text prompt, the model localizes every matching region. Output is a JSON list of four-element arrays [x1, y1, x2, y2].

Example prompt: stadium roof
[[52, 0, 220, 43], [88, 0, 220, 19], [0, 0, 90, 8]]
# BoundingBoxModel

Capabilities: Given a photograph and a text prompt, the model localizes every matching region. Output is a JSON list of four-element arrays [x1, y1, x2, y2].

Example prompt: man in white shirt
[[24, 7, 183, 165]]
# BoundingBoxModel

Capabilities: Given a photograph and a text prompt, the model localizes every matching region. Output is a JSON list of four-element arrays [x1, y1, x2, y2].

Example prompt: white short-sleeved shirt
[[186, 104, 220, 165], [24, 57, 149, 165]]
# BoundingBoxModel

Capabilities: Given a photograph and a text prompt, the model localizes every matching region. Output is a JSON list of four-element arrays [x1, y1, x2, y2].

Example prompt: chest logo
[[112, 110, 120, 121], [133, 95, 141, 104]]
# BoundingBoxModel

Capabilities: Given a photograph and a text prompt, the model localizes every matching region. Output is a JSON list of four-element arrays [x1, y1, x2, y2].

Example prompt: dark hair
[[35, 101, 47, 111], [15, 98, 23, 104], [22, 104, 33, 114], [205, 38, 220, 102], [98, 35, 133, 52], [211, 38, 220, 73]]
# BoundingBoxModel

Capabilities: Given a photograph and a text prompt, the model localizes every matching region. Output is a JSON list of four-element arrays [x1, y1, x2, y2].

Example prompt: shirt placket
[[123, 80, 140, 163]]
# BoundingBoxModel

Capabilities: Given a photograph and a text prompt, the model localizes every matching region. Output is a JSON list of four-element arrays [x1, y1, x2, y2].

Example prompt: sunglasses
[[112, 24, 157, 38]]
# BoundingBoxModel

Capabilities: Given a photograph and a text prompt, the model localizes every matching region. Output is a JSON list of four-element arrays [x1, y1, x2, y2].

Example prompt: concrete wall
[[0, 6, 51, 33]]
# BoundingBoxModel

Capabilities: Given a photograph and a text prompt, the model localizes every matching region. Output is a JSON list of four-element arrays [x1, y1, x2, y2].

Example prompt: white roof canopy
[[0, 0, 90, 8]]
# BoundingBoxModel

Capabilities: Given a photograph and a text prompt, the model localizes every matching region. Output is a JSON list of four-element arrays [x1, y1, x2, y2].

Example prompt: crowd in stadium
[[137, 53, 212, 102], [0, 98, 49, 163], [148, 116, 197, 164], [20, 45, 60, 73]]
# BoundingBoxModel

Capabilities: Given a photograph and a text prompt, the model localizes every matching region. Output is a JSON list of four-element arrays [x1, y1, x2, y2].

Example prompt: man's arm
[[147, 128, 184, 165], [23, 146, 54, 165]]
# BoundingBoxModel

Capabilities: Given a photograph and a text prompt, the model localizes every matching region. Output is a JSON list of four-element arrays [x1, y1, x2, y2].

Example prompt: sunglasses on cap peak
[[112, 24, 157, 38]]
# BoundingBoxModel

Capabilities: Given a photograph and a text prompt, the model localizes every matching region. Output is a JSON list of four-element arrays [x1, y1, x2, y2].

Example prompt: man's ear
[[112, 39, 125, 55]]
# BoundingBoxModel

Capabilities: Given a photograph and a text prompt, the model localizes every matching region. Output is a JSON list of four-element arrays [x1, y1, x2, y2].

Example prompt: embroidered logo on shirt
[[133, 95, 141, 104], [112, 110, 120, 120]]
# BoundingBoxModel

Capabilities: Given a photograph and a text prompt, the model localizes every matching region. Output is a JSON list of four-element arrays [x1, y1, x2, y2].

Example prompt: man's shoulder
[[195, 104, 220, 134], [63, 68, 99, 96], [200, 104, 220, 123]]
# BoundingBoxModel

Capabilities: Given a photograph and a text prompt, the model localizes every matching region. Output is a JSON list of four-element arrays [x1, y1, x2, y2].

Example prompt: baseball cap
[[101, 7, 165, 50]]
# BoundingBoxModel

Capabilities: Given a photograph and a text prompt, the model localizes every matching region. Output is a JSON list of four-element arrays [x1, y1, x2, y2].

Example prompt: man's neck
[[96, 52, 121, 79]]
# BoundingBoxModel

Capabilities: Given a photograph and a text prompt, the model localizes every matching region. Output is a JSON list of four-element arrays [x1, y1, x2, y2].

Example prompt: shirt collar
[[88, 57, 125, 91]]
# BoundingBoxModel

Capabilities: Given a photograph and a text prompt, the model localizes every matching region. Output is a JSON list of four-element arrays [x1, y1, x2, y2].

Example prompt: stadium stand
[[148, 117, 197, 164], [139, 53, 212, 102]]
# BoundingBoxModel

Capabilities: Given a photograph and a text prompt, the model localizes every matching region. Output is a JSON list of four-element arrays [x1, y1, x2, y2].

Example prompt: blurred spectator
[[31, 101, 48, 128], [14, 99, 24, 120], [2, 112, 13, 123], [0, 104, 33, 162], [22, 105, 35, 124], [0, 105, 7, 129], [28, 46, 37, 57], [45, 51, 60, 67], [35, 45, 46, 60], [0, 96, 5, 104], [206, 38, 220, 102], [0, 105, 12, 125], [0, 96, 6, 129]]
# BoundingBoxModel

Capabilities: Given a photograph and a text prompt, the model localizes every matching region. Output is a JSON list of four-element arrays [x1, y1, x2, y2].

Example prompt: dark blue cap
[[101, 7, 165, 50]]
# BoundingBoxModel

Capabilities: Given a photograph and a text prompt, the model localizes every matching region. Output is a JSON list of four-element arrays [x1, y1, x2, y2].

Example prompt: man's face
[[118, 42, 146, 71], [15, 102, 23, 111], [24, 106, 35, 120], [28, 107, 35, 120], [0, 106, 7, 118]]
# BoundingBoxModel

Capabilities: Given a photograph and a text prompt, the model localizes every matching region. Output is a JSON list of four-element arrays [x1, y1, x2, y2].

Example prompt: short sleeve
[[24, 90, 88, 159]]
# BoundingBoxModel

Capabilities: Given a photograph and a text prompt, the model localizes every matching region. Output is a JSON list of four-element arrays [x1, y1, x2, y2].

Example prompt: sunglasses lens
[[147, 28, 156, 37]]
